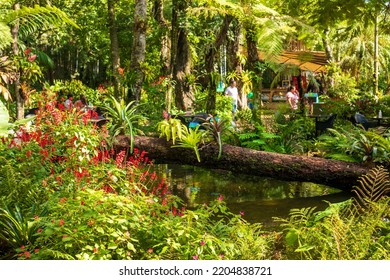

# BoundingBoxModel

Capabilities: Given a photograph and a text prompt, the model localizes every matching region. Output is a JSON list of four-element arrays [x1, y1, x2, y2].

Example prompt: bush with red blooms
[[0, 94, 274, 260]]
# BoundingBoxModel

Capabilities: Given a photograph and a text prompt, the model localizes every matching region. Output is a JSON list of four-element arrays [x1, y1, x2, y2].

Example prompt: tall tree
[[205, 15, 233, 113], [130, 0, 147, 102], [107, 0, 121, 98], [171, 0, 193, 111], [152, 0, 170, 75], [11, 3, 22, 120]]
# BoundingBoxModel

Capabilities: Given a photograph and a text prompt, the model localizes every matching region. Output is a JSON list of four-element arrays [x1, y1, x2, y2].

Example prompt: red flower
[[59, 219, 65, 226], [24, 48, 31, 55], [28, 54, 37, 62], [26, 150, 32, 158], [58, 103, 65, 111], [23, 251, 31, 259]]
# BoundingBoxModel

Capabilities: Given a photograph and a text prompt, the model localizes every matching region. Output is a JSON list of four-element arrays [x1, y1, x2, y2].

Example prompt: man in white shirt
[[225, 79, 241, 117]]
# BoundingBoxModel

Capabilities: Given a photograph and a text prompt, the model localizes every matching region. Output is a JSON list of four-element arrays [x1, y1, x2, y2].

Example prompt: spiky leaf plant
[[157, 117, 183, 144], [0, 205, 46, 252], [172, 125, 205, 162], [201, 115, 229, 159], [101, 95, 144, 153]]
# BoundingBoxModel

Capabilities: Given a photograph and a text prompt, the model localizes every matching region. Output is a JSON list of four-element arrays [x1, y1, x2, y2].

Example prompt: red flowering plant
[[1, 91, 275, 260]]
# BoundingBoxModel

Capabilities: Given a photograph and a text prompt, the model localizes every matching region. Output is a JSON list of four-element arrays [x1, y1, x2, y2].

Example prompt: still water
[[154, 164, 352, 227]]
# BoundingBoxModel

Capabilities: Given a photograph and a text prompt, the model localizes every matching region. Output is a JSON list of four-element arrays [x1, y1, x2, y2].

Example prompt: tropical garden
[[0, 0, 389, 260]]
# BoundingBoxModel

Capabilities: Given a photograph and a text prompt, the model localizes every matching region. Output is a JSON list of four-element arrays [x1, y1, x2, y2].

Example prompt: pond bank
[[114, 135, 371, 190]]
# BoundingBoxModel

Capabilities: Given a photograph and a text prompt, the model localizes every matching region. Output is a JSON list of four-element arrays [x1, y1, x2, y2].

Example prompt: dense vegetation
[[1, 0, 390, 259]]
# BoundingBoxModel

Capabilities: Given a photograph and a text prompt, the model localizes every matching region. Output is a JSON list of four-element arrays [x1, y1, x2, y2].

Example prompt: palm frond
[[4, 5, 78, 40]]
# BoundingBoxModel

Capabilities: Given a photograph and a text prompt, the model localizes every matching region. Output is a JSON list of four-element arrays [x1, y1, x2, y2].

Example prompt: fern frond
[[286, 207, 317, 227], [238, 132, 258, 141], [352, 166, 390, 211]]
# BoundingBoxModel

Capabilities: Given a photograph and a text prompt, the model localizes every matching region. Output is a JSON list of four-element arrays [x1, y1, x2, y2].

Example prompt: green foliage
[[0, 156, 48, 210], [215, 93, 234, 125], [276, 198, 390, 259], [141, 77, 176, 122], [325, 63, 360, 100], [0, 205, 46, 255], [0, 99, 10, 137], [272, 113, 315, 154], [172, 125, 206, 163], [316, 127, 390, 164], [49, 80, 104, 108], [4, 5, 78, 38], [0, 4, 78, 51], [157, 117, 183, 145], [239, 124, 281, 152], [29, 190, 273, 260]]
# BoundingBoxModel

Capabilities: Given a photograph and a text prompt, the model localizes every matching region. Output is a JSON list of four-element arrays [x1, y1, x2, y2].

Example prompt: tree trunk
[[227, 20, 241, 74], [171, 0, 193, 111], [130, 0, 147, 102], [205, 15, 233, 113], [107, 0, 121, 99], [12, 3, 23, 120], [374, 12, 379, 96], [114, 135, 371, 190], [152, 0, 170, 75], [322, 28, 334, 63]]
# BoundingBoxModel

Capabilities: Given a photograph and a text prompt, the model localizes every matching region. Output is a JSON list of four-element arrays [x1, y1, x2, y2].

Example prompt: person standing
[[225, 79, 241, 117], [286, 86, 299, 111], [64, 93, 73, 110], [74, 94, 88, 111]]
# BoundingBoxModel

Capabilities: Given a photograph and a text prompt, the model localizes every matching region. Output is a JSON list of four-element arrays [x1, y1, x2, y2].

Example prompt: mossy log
[[114, 135, 372, 190]]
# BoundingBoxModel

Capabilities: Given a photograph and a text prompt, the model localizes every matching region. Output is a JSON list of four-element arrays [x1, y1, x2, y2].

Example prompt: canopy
[[259, 51, 328, 72]]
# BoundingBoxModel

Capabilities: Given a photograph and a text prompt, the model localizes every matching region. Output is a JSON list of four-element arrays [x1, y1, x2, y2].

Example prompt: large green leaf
[[0, 100, 10, 137]]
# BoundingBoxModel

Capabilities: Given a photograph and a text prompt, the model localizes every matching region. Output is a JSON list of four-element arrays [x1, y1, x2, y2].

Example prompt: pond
[[154, 164, 352, 229]]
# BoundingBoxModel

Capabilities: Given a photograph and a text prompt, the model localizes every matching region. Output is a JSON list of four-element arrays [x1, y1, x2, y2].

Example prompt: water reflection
[[154, 164, 352, 226]]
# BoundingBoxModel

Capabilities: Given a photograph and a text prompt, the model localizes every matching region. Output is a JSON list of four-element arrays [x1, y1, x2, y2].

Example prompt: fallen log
[[114, 135, 372, 190]]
